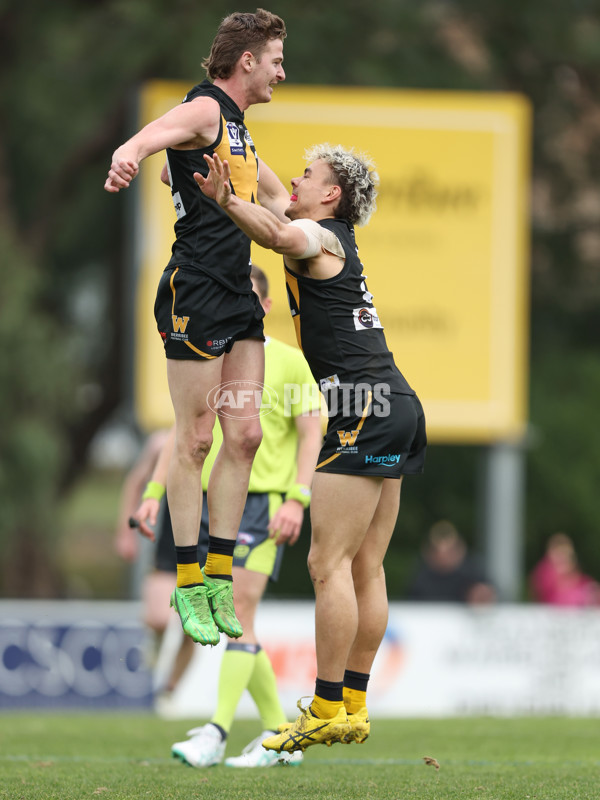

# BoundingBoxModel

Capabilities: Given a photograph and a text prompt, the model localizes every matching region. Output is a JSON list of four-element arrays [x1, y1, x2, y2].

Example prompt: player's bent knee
[[224, 424, 262, 461], [307, 549, 352, 583], [177, 432, 213, 468], [351, 559, 385, 589]]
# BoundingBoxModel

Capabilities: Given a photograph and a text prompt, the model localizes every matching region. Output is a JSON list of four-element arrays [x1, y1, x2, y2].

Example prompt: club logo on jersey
[[320, 374, 340, 391], [172, 315, 189, 334], [226, 121, 245, 156], [244, 129, 255, 147], [353, 306, 383, 331]]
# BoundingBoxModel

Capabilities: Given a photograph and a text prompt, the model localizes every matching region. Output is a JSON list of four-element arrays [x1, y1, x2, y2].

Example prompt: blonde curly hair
[[304, 143, 378, 227]]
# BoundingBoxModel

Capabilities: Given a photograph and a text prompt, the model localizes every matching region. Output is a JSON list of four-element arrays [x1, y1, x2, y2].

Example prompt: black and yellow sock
[[175, 544, 203, 588], [204, 535, 235, 580], [343, 669, 370, 714], [311, 677, 344, 719]]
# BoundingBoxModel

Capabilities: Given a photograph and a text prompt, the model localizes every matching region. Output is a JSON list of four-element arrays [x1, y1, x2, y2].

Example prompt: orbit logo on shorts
[[206, 336, 232, 352], [207, 380, 279, 419]]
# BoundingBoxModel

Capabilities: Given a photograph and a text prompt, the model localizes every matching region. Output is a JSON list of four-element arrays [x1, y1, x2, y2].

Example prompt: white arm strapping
[[287, 218, 345, 259]]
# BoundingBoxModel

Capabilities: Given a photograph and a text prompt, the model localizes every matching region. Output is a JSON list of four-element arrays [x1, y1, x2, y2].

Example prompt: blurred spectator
[[114, 429, 170, 567], [114, 429, 178, 637], [529, 533, 600, 606], [407, 520, 496, 604]]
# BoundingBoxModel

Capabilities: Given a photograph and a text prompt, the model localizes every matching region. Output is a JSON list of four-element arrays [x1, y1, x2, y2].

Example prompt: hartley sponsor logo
[[365, 453, 403, 466]]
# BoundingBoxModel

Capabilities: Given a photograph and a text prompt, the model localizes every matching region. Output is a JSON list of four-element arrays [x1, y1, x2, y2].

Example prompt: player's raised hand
[[104, 158, 139, 193], [194, 153, 232, 207]]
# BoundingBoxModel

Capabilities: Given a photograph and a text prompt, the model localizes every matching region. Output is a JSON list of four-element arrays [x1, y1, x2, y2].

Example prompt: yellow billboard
[[134, 82, 531, 443]]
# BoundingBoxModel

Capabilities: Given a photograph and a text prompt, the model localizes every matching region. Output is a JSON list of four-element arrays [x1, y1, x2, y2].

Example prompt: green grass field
[[1, 713, 599, 800]]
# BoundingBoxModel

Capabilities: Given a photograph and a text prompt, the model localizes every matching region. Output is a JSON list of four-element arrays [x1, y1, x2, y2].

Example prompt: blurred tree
[[526, 351, 600, 576], [0, 0, 599, 596], [0, 0, 229, 594], [0, 230, 73, 595]]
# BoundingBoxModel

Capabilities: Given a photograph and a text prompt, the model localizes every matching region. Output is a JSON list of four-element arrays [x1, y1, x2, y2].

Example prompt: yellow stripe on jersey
[[214, 115, 258, 203], [285, 270, 303, 350]]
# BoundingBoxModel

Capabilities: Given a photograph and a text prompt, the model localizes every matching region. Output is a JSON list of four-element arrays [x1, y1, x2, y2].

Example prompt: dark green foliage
[[526, 349, 600, 582], [0, 230, 74, 594]]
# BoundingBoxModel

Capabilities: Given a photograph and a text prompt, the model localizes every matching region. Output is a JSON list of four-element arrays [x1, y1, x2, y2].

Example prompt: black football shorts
[[316, 387, 427, 479], [154, 265, 264, 360]]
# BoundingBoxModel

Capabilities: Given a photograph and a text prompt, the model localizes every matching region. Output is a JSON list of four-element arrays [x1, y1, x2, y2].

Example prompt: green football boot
[[202, 569, 243, 638], [169, 584, 220, 645]]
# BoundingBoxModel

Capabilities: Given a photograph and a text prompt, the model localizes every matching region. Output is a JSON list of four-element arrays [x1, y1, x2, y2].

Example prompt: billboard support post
[[483, 440, 527, 601]]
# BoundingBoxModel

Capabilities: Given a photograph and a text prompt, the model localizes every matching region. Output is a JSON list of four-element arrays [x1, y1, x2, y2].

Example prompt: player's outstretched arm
[[194, 153, 309, 258], [104, 97, 220, 193]]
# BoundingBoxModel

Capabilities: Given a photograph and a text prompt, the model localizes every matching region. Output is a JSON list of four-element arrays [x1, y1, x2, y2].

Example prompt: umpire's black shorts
[[154, 492, 285, 582]]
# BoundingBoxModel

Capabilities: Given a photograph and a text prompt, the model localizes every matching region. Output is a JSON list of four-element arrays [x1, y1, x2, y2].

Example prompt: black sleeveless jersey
[[165, 80, 259, 294], [284, 218, 414, 394]]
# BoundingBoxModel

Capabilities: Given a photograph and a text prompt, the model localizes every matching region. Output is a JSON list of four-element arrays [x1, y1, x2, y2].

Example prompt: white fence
[[157, 601, 600, 718], [2, 600, 600, 716]]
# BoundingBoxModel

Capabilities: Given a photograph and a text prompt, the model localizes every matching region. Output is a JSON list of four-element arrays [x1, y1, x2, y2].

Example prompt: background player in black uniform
[[104, 11, 292, 647], [195, 145, 427, 752]]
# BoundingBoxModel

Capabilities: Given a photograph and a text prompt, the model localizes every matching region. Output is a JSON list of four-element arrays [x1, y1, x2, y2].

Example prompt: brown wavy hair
[[202, 8, 286, 80]]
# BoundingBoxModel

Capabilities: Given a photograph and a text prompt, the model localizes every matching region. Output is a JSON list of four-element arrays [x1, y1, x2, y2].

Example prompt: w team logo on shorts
[[172, 315, 189, 334], [226, 122, 245, 156], [171, 314, 190, 341], [337, 430, 360, 447]]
